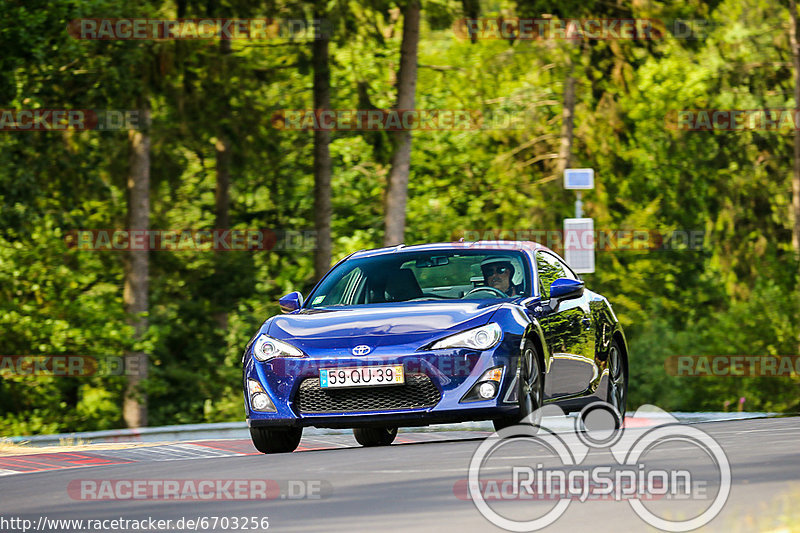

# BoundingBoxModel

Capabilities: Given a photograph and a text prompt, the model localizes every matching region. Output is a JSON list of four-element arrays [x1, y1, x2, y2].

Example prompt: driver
[[480, 257, 521, 297]]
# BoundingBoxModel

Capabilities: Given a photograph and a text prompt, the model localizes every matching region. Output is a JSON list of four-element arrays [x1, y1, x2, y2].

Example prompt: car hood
[[266, 301, 502, 355]]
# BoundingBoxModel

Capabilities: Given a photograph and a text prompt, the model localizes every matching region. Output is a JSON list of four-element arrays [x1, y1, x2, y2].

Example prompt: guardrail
[[9, 411, 771, 447], [10, 422, 251, 446]]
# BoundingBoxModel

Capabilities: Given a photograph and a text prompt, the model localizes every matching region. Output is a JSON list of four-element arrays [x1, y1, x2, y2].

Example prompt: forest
[[1, 0, 798, 435]]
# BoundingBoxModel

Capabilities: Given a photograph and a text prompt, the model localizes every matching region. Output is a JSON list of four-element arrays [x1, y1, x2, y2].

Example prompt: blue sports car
[[243, 241, 628, 453]]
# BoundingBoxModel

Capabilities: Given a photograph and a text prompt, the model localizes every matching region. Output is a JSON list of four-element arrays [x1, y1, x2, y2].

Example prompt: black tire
[[353, 427, 398, 447], [493, 339, 544, 432], [250, 426, 302, 454], [605, 339, 627, 420]]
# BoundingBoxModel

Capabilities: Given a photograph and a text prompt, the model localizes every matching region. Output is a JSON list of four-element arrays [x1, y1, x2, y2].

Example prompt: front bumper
[[244, 340, 522, 429]]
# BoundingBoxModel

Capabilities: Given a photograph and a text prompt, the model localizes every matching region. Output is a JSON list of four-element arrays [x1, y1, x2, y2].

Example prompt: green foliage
[[1, 0, 799, 435], [629, 272, 800, 412]]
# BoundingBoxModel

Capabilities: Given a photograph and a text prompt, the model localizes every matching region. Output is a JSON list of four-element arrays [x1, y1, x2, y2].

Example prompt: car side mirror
[[549, 278, 584, 302], [278, 291, 304, 313]]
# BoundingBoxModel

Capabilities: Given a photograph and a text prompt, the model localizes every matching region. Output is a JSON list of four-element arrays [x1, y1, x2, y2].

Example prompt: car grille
[[295, 373, 441, 414]]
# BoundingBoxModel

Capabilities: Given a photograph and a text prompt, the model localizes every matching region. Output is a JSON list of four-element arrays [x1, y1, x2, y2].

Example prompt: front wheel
[[493, 340, 544, 432], [250, 426, 302, 454], [353, 427, 398, 447]]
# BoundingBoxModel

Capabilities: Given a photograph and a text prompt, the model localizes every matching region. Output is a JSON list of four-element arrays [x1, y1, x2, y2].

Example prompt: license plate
[[320, 365, 405, 389]]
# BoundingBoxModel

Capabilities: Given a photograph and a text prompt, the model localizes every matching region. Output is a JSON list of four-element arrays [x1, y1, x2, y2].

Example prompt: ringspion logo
[[464, 403, 730, 531]]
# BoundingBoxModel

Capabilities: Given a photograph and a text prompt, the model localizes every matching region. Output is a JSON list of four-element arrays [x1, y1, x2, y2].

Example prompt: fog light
[[251, 392, 271, 411], [460, 366, 505, 403], [478, 382, 497, 399]]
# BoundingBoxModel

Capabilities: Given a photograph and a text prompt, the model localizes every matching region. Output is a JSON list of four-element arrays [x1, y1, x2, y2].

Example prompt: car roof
[[349, 241, 555, 259]]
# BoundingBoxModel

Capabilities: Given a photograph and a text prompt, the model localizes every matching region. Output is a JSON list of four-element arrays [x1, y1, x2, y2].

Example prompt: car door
[[535, 251, 597, 399]]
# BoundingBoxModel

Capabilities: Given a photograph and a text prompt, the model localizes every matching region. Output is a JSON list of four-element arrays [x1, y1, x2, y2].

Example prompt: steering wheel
[[464, 286, 508, 298]]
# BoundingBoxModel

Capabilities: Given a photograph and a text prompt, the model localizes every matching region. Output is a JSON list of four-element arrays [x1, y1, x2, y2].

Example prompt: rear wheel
[[250, 426, 302, 454], [493, 340, 544, 432], [605, 340, 627, 420], [353, 427, 398, 447]]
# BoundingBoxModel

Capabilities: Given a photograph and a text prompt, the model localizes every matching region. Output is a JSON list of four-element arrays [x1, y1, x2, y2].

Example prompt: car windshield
[[307, 250, 530, 307]]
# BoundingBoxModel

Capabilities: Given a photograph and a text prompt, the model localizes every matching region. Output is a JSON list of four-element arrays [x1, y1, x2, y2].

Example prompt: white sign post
[[563, 218, 595, 274], [563, 169, 595, 273]]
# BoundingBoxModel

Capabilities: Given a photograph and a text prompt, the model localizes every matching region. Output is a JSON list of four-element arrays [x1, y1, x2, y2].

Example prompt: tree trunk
[[123, 100, 151, 428], [215, 138, 231, 231], [556, 51, 576, 179], [383, 0, 420, 247], [790, 0, 800, 356], [461, 0, 480, 44], [215, 39, 232, 232], [790, 0, 800, 258], [313, 8, 333, 281], [214, 38, 232, 332]]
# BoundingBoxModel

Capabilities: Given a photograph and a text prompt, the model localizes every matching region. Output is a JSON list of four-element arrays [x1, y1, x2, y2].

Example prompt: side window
[[536, 252, 565, 299], [554, 255, 579, 281]]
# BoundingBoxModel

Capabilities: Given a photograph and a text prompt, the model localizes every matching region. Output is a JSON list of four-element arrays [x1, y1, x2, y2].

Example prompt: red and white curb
[[0, 432, 490, 477], [0, 412, 763, 477]]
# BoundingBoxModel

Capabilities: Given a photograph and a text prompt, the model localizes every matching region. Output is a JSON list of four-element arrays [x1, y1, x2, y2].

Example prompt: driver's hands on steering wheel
[[463, 286, 508, 298]]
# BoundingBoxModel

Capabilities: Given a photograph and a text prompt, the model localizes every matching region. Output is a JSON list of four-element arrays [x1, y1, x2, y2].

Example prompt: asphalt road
[[2, 417, 800, 533]]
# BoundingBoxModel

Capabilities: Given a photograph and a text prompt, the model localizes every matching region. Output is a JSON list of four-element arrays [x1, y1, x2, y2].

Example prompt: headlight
[[252, 334, 305, 362], [430, 323, 502, 351]]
